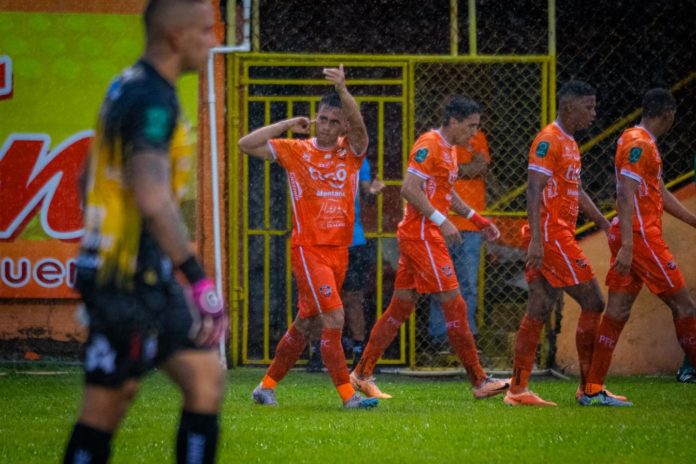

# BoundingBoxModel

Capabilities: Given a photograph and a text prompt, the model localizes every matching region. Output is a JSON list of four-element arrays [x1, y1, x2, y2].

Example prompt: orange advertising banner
[[0, 241, 80, 299]]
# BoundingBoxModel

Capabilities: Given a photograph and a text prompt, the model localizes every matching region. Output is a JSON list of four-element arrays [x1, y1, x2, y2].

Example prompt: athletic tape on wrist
[[429, 210, 446, 226]]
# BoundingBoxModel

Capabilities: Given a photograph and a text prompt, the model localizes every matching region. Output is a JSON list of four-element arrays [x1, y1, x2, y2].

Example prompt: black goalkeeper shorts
[[77, 277, 202, 388]]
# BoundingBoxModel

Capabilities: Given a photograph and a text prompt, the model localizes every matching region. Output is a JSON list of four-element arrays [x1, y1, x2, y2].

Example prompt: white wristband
[[466, 209, 476, 219], [429, 210, 446, 226]]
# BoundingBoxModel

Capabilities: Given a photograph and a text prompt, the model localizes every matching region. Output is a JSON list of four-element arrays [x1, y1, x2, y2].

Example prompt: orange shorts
[[291, 245, 348, 318], [393, 239, 459, 294], [522, 226, 594, 288], [605, 221, 685, 296]]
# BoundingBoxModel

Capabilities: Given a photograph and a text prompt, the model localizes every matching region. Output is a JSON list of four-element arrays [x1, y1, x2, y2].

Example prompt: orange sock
[[510, 314, 544, 394], [320, 327, 354, 401], [576, 309, 602, 387], [585, 313, 626, 394], [355, 296, 415, 378], [264, 324, 307, 388], [674, 315, 696, 368], [441, 295, 486, 386]]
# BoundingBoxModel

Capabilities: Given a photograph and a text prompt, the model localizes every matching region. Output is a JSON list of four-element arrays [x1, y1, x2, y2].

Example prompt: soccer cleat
[[676, 368, 696, 383], [349, 371, 393, 399], [503, 390, 557, 407], [343, 393, 379, 409], [575, 385, 629, 402], [578, 390, 633, 407], [251, 384, 278, 406], [472, 376, 509, 400]]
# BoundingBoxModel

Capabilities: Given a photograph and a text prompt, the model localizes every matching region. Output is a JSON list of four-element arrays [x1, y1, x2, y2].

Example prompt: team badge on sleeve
[[415, 148, 429, 163], [144, 106, 170, 143], [319, 285, 332, 298], [629, 146, 643, 163], [535, 141, 550, 157]]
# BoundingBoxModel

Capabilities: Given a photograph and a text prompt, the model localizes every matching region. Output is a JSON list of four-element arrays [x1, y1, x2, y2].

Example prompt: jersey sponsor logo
[[308, 163, 347, 189], [535, 141, 550, 157], [144, 106, 170, 143], [415, 148, 429, 163], [564, 165, 581, 182], [319, 284, 332, 298], [629, 146, 643, 163]]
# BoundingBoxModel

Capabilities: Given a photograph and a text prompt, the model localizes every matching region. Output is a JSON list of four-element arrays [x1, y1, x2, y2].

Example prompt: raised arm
[[238, 117, 311, 160], [323, 64, 368, 155], [579, 188, 611, 232], [401, 171, 461, 246], [661, 180, 696, 228], [526, 170, 550, 270]]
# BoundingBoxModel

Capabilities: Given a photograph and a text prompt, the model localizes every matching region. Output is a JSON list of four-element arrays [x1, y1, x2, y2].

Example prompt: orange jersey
[[450, 130, 490, 231], [614, 126, 663, 235], [398, 130, 458, 242], [269, 137, 364, 246], [527, 122, 582, 239]]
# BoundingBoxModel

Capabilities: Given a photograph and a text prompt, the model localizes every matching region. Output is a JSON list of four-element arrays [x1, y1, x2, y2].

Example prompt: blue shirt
[[351, 159, 371, 247]]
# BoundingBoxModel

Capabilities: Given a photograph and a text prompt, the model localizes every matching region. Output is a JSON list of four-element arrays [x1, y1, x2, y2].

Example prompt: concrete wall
[[556, 183, 696, 375]]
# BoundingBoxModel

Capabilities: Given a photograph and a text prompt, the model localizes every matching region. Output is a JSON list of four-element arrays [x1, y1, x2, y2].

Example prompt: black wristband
[[179, 256, 206, 284]]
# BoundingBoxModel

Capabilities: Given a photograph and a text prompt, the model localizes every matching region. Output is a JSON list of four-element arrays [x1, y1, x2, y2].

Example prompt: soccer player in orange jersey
[[238, 65, 377, 409], [504, 81, 613, 407], [350, 96, 509, 400], [579, 88, 696, 406]]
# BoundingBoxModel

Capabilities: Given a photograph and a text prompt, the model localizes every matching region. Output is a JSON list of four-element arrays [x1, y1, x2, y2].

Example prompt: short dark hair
[[318, 92, 342, 111], [144, 0, 205, 41], [642, 88, 676, 118], [441, 96, 480, 126], [557, 80, 595, 103]]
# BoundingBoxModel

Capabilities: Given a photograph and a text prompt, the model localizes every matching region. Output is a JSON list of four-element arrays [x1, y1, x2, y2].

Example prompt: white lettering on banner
[[1, 256, 76, 289], [316, 190, 345, 197]]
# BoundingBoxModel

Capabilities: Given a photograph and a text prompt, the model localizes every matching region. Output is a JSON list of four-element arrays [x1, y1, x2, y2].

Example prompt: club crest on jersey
[[337, 147, 347, 159], [319, 285, 332, 297], [415, 148, 429, 163], [667, 260, 677, 270], [629, 146, 643, 163], [535, 141, 550, 157], [440, 265, 453, 276]]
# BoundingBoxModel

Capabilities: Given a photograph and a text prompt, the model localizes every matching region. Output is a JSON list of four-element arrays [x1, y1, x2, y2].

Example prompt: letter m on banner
[[0, 131, 93, 241]]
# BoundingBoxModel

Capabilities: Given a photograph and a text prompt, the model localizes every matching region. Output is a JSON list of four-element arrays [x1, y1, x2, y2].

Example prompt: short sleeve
[[359, 158, 371, 182], [268, 138, 305, 168], [122, 92, 177, 159], [528, 134, 557, 177], [617, 139, 653, 183], [407, 136, 440, 181]]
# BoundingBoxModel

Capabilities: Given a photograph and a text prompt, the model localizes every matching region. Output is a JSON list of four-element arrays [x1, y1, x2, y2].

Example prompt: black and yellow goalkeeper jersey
[[77, 59, 193, 290]]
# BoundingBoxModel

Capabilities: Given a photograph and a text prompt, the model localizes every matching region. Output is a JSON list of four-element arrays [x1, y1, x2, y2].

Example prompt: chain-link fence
[[233, 0, 696, 370]]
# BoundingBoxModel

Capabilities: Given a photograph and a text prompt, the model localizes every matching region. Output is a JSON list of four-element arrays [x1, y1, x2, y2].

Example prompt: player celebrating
[[580, 88, 696, 406], [238, 65, 377, 409], [505, 80, 615, 407], [63, 1, 226, 463], [350, 96, 508, 400]]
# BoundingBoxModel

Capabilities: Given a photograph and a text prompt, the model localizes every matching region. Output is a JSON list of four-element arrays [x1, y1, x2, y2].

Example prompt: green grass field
[[1, 366, 693, 463]]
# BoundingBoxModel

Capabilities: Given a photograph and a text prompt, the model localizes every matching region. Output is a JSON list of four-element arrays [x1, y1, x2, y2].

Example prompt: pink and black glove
[[180, 256, 228, 348]]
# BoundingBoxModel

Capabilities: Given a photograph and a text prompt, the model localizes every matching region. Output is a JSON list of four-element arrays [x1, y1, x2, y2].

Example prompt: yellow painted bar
[[248, 96, 404, 103], [541, 61, 548, 127], [548, 0, 557, 121], [228, 53, 241, 366], [242, 53, 550, 64], [468, 0, 477, 56], [241, 61, 251, 363], [450, 0, 458, 56], [247, 78, 404, 86]]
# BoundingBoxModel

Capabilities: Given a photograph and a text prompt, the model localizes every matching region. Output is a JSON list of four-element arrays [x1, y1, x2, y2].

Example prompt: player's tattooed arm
[[127, 151, 193, 265], [323, 64, 368, 155], [525, 170, 550, 269], [579, 188, 611, 232], [239, 117, 311, 160], [661, 180, 696, 228]]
